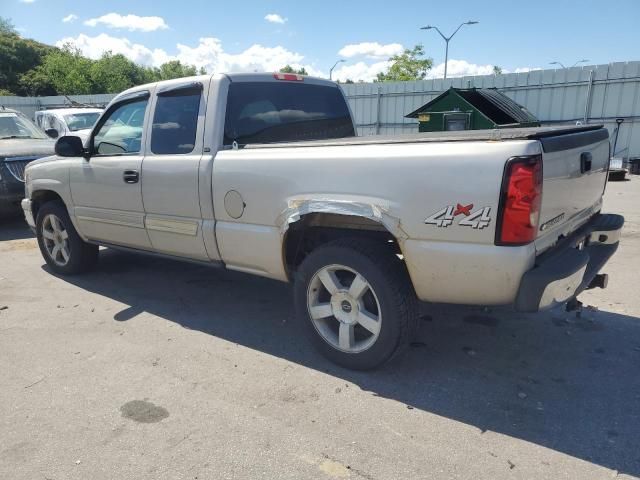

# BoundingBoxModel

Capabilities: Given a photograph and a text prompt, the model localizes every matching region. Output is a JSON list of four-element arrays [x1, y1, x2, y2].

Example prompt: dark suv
[[0, 108, 55, 215]]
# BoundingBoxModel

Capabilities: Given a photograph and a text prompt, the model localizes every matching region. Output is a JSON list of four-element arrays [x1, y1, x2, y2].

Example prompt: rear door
[[140, 80, 211, 260], [535, 127, 610, 252], [70, 91, 152, 249]]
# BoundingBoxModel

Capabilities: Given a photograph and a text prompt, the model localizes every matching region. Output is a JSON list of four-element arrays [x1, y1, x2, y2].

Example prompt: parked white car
[[22, 74, 624, 369], [34, 108, 102, 143]]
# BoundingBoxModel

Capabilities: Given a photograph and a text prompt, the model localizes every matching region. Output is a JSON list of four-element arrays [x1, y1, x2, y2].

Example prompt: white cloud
[[62, 14, 78, 23], [332, 61, 392, 83], [84, 13, 169, 32], [57, 34, 325, 77], [426, 59, 496, 79], [512, 67, 542, 73], [19, 0, 36, 3], [57, 33, 171, 65], [339, 42, 404, 60], [264, 13, 287, 24]]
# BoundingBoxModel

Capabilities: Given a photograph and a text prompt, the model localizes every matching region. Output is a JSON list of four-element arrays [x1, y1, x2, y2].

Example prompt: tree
[[0, 25, 202, 96], [279, 65, 308, 75], [90, 52, 146, 93], [492, 65, 503, 75], [38, 44, 94, 95], [375, 45, 432, 82], [0, 23, 55, 95], [0, 16, 16, 35], [151, 60, 198, 81]]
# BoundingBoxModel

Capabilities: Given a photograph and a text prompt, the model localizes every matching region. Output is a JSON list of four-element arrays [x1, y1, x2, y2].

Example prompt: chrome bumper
[[21, 198, 36, 229]]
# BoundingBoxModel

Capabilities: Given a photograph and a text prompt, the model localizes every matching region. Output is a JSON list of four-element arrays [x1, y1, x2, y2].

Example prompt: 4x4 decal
[[425, 203, 492, 229]]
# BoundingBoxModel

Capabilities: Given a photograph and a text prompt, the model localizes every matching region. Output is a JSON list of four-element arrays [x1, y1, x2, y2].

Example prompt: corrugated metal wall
[[2, 61, 639, 157], [341, 61, 640, 158], [0, 94, 114, 120]]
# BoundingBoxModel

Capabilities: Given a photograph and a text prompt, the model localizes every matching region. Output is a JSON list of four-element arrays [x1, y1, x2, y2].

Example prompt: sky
[[4, 0, 640, 82]]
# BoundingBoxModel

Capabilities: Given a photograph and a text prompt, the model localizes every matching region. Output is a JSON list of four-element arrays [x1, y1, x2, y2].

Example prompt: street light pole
[[550, 60, 589, 69], [329, 59, 346, 81], [420, 21, 478, 79], [571, 59, 589, 67]]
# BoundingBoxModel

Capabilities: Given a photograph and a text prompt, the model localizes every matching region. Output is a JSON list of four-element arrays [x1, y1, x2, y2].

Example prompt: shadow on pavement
[[53, 248, 640, 476], [0, 215, 33, 241]]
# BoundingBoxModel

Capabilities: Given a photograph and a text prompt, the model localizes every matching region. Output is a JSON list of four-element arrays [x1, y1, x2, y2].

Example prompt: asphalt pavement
[[1, 178, 639, 479]]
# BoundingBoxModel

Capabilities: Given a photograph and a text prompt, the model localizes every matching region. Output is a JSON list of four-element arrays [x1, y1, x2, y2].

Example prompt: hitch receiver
[[587, 273, 608, 290]]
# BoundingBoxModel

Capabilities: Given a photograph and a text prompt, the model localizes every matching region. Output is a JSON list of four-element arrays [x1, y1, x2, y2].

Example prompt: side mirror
[[45, 128, 59, 139], [55, 135, 85, 157]]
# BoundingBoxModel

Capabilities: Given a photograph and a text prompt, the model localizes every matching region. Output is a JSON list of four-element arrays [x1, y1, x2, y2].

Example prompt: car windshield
[[63, 112, 101, 131], [0, 112, 47, 140]]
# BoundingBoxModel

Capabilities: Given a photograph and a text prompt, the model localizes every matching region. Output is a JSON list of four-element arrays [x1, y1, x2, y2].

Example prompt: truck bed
[[241, 124, 606, 150]]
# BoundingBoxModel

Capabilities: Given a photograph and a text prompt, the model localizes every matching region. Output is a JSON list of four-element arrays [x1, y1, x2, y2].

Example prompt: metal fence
[[0, 94, 114, 120], [2, 60, 639, 158], [341, 61, 640, 158]]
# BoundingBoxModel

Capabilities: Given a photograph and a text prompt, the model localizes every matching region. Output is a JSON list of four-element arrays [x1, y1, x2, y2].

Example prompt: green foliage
[[375, 45, 433, 82], [151, 60, 199, 81], [37, 45, 94, 95], [493, 65, 503, 75], [279, 65, 308, 75], [90, 52, 146, 93], [0, 24, 55, 95], [0, 18, 204, 96], [0, 16, 16, 35]]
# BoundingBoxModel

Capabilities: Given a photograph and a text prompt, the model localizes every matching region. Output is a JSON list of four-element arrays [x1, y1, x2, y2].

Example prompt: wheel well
[[31, 190, 65, 220], [283, 213, 400, 274]]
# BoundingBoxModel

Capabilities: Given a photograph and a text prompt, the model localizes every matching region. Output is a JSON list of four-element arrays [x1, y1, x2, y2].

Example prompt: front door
[[70, 92, 153, 250]]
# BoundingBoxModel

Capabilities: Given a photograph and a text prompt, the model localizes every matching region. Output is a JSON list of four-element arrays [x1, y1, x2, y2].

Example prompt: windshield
[[0, 112, 47, 140], [63, 112, 101, 131]]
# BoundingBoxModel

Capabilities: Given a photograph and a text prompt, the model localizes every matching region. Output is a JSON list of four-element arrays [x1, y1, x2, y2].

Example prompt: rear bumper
[[515, 213, 624, 312]]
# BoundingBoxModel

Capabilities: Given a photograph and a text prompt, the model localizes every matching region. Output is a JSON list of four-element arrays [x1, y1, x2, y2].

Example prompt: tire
[[294, 238, 419, 370], [36, 200, 98, 275]]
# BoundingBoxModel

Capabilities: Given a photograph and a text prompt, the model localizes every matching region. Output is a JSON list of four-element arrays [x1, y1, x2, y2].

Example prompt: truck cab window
[[224, 82, 355, 146], [151, 90, 201, 155], [93, 99, 148, 155]]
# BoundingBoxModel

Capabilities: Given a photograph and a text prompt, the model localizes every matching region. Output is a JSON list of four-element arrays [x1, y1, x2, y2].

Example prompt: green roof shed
[[406, 87, 540, 132]]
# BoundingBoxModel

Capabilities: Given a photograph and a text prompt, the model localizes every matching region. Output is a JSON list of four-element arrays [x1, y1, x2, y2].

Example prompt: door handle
[[580, 152, 592, 174], [123, 170, 139, 184]]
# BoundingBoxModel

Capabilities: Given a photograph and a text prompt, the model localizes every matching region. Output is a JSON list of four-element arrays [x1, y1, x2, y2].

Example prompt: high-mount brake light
[[495, 154, 543, 246], [273, 73, 304, 82]]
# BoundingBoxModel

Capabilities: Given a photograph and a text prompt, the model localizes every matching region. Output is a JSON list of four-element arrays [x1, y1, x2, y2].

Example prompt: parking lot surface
[[1, 178, 639, 480]]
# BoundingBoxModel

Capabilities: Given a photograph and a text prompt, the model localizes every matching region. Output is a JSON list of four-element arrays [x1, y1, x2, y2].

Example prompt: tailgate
[[535, 127, 609, 253]]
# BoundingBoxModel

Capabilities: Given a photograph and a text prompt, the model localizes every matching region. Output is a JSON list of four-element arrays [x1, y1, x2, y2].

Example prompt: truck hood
[[0, 138, 56, 159]]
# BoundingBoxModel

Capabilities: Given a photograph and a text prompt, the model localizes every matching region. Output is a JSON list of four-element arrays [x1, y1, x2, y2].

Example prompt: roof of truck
[[110, 72, 339, 105]]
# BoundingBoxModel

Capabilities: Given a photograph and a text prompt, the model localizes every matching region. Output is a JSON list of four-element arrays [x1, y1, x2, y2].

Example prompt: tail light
[[273, 73, 304, 81], [495, 155, 543, 246]]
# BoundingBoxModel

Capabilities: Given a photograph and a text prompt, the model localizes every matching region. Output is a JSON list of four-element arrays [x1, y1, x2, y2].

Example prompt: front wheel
[[36, 201, 98, 275], [294, 238, 418, 370]]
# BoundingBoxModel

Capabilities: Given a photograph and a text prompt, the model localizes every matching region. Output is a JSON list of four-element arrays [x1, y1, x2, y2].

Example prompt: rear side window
[[151, 85, 201, 154], [224, 82, 354, 146]]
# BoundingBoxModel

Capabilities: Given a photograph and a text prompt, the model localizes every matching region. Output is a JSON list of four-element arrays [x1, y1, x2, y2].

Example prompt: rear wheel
[[36, 201, 98, 275], [294, 238, 418, 370]]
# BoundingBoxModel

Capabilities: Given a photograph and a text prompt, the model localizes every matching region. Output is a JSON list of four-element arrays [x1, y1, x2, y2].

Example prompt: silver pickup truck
[[22, 73, 624, 369]]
